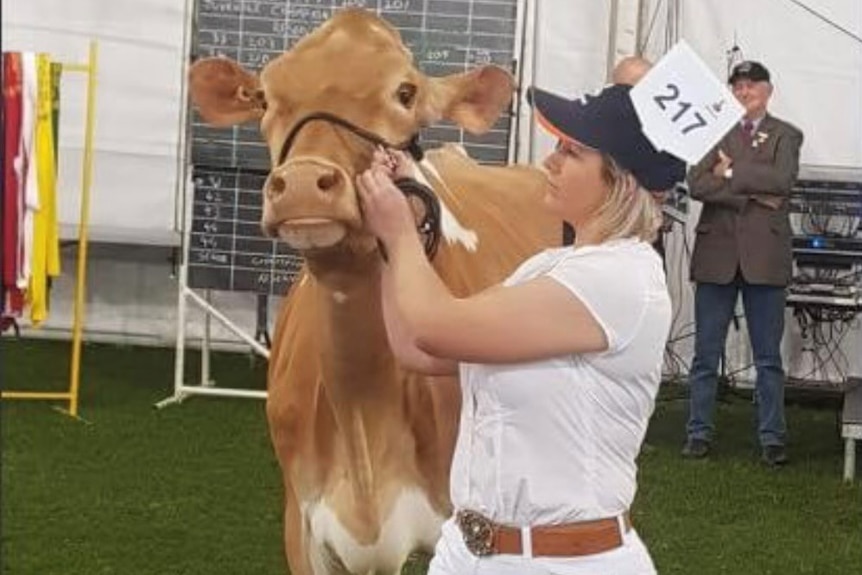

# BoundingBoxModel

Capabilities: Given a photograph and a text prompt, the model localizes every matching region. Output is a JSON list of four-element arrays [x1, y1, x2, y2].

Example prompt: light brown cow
[[189, 8, 559, 575]]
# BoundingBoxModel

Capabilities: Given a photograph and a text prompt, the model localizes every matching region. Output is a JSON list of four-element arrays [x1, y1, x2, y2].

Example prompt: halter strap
[[277, 111, 423, 165], [275, 111, 439, 259]]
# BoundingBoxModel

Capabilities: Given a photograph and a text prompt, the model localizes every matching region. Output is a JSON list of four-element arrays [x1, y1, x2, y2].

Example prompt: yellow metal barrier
[[2, 41, 98, 418]]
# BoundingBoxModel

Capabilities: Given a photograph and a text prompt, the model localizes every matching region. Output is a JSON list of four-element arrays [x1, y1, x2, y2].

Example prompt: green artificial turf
[[2, 339, 860, 574]]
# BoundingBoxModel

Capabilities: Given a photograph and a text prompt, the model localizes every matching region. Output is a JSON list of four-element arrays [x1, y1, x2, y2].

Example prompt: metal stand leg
[[255, 293, 271, 349], [158, 289, 270, 406], [201, 289, 213, 387], [841, 380, 862, 482], [844, 437, 856, 482]]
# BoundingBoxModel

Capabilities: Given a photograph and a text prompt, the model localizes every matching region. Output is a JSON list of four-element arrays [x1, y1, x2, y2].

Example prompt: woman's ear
[[426, 65, 515, 134]]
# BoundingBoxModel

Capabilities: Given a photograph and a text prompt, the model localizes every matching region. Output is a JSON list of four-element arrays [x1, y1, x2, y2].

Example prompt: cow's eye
[[396, 83, 417, 108]]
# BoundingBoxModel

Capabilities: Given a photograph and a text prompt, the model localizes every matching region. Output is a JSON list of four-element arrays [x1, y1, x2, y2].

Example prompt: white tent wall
[[519, 0, 613, 163]]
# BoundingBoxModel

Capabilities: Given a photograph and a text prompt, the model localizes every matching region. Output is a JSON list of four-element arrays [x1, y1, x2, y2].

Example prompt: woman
[[357, 83, 684, 574]]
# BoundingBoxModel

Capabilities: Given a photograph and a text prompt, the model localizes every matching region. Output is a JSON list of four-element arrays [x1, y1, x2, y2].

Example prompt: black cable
[[637, 0, 665, 55], [663, 220, 695, 381], [667, 322, 696, 344], [833, 267, 862, 284], [794, 304, 857, 383], [668, 226, 687, 338], [782, 0, 862, 46], [818, 318, 845, 382]]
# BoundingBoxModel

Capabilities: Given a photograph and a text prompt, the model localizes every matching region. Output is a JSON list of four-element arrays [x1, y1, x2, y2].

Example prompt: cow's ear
[[431, 66, 514, 134], [189, 57, 265, 127]]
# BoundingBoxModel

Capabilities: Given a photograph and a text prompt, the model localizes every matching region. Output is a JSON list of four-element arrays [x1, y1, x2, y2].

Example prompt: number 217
[[653, 83, 707, 134]]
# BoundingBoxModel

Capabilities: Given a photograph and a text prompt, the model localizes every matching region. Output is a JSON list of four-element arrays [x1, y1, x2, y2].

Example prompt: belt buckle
[[456, 510, 496, 557]]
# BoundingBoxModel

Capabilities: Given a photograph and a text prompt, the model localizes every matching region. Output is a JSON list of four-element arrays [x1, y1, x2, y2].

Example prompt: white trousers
[[428, 517, 657, 575]]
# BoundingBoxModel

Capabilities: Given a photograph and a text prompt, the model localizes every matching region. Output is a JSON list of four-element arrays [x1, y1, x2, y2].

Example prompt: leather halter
[[276, 112, 440, 259], [277, 111, 423, 165]]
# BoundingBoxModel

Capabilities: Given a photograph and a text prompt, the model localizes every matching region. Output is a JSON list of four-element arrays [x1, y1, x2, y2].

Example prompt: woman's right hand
[[356, 165, 417, 248]]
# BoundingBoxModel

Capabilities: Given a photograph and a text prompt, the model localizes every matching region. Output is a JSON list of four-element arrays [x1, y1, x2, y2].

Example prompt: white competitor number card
[[630, 40, 745, 165]]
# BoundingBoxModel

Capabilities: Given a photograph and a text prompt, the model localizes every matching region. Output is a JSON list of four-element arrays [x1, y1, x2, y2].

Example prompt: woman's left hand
[[356, 164, 416, 247]]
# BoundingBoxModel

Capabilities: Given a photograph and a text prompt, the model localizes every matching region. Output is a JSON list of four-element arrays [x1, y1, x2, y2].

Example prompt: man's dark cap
[[527, 84, 686, 191], [728, 61, 771, 84]]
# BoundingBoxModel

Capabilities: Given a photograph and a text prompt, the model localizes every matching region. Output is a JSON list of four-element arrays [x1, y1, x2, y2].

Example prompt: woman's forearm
[[380, 234, 458, 375], [387, 231, 457, 344]]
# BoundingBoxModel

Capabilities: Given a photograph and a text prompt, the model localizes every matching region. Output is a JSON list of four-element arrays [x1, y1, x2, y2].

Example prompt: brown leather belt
[[456, 509, 632, 557]]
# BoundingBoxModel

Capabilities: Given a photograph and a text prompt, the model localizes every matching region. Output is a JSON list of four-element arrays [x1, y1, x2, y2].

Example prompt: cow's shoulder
[[424, 145, 546, 200]]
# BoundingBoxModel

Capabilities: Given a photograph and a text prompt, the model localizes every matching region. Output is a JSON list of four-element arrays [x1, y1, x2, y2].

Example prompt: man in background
[[682, 61, 803, 466]]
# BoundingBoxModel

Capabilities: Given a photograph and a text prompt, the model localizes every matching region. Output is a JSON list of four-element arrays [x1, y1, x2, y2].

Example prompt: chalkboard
[[188, 0, 522, 294], [188, 165, 303, 295]]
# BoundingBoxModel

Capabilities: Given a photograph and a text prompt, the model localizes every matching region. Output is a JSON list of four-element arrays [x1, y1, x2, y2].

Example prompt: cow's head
[[189, 8, 513, 256]]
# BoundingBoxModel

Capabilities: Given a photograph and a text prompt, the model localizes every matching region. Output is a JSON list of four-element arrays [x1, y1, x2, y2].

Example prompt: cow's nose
[[265, 163, 346, 201]]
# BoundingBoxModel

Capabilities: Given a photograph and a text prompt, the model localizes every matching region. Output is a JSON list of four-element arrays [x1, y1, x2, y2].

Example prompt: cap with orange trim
[[527, 84, 686, 191]]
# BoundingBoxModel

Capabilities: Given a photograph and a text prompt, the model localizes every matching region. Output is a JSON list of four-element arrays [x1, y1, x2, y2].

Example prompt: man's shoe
[[681, 438, 710, 459], [761, 445, 788, 467]]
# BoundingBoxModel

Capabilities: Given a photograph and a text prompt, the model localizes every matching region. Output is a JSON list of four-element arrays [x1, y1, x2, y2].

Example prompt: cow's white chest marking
[[305, 488, 444, 575]]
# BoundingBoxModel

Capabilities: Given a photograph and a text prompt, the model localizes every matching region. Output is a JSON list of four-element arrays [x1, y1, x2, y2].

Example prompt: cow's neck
[[306, 247, 397, 400], [306, 248, 405, 448], [305, 248, 406, 524]]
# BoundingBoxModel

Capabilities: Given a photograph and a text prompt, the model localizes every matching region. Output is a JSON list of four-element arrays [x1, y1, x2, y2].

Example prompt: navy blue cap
[[728, 61, 770, 84], [528, 84, 686, 191]]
